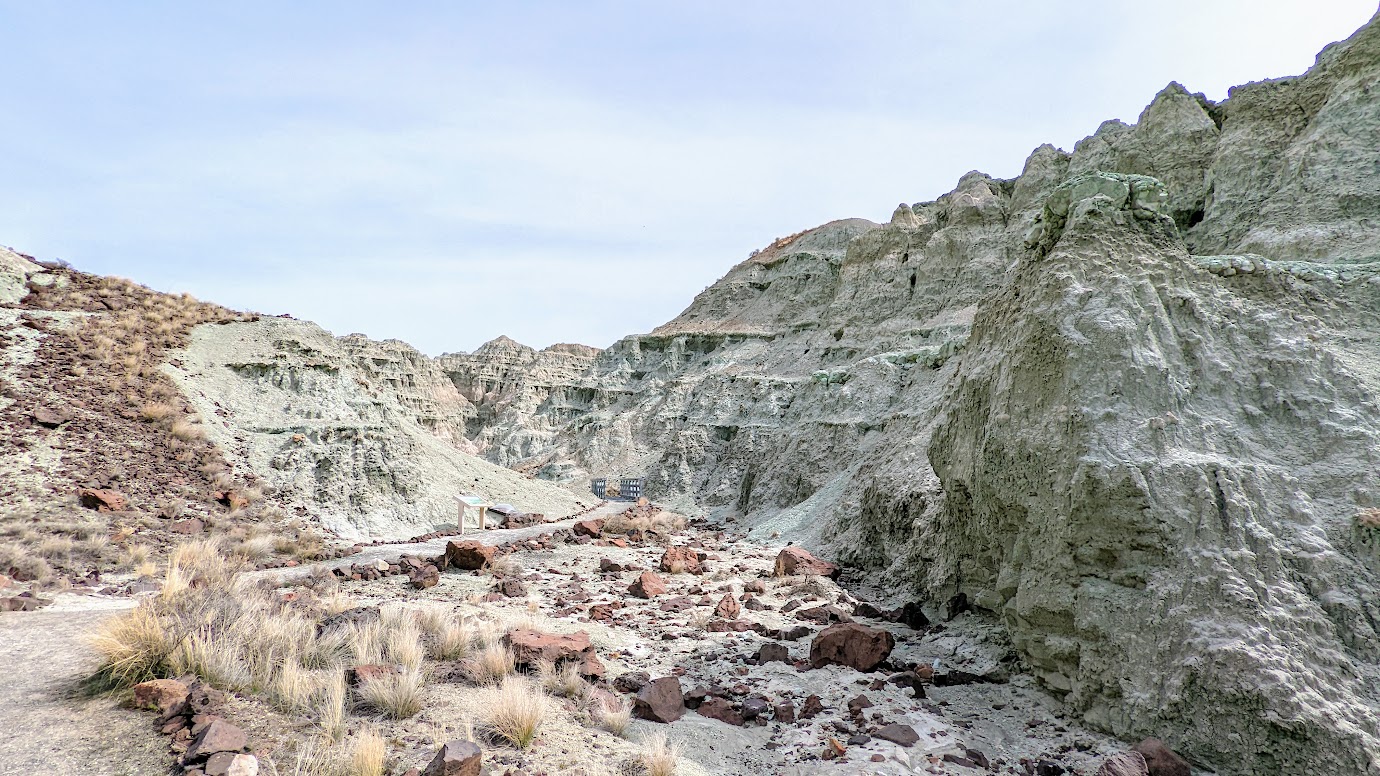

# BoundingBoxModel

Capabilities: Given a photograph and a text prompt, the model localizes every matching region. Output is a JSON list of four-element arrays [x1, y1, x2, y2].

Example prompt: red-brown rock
[[628, 571, 667, 598], [659, 546, 702, 575], [504, 628, 604, 678], [422, 740, 482, 776], [633, 676, 685, 723], [78, 488, 127, 512], [809, 622, 895, 672], [410, 564, 440, 589], [774, 546, 840, 579], [697, 696, 744, 726], [444, 540, 495, 570], [32, 407, 70, 428], [133, 678, 189, 714], [1131, 739, 1190, 776], [714, 593, 740, 619], [184, 718, 248, 761], [170, 518, 205, 535], [874, 724, 919, 747], [345, 664, 401, 686], [573, 519, 604, 538]]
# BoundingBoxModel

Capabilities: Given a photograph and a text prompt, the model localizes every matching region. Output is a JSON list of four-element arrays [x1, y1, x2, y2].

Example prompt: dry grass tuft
[[638, 731, 681, 776], [538, 659, 586, 699], [461, 643, 515, 685], [593, 695, 632, 737], [429, 619, 474, 661], [348, 727, 387, 776], [139, 402, 177, 423], [314, 672, 348, 742], [88, 602, 177, 687], [357, 668, 425, 720], [480, 676, 546, 749], [169, 419, 206, 441]]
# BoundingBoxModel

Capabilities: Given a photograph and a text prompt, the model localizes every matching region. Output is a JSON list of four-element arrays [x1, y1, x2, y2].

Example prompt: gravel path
[[0, 598, 168, 776], [253, 502, 626, 584]]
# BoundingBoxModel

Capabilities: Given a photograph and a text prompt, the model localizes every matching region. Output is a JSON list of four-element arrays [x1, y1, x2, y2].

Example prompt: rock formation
[[417, 12, 1380, 773], [164, 317, 594, 540]]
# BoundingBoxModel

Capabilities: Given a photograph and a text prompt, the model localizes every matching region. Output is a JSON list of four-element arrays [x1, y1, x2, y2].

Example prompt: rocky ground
[[240, 504, 1148, 775], [0, 502, 1174, 776]]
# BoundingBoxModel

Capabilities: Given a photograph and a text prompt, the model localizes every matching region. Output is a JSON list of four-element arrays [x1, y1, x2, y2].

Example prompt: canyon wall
[[423, 13, 1380, 773]]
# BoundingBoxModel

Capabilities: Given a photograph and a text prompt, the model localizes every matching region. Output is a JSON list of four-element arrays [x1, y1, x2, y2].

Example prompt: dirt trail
[[0, 597, 167, 776], [251, 505, 626, 585]]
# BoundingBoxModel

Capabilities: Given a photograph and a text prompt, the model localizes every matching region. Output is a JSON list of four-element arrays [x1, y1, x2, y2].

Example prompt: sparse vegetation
[[593, 695, 632, 737], [357, 669, 425, 720], [480, 676, 546, 749], [348, 727, 387, 776], [637, 732, 680, 776], [462, 643, 516, 684]]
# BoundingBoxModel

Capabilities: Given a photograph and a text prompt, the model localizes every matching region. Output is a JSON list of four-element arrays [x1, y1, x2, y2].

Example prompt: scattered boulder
[[423, 740, 483, 776], [697, 696, 745, 726], [659, 546, 703, 575], [184, 718, 249, 761], [133, 678, 189, 714], [773, 546, 840, 579], [873, 723, 919, 747], [1097, 752, 1150, 776], [612, 671, 650, 694], [809, 622, 895, 672], [496, 577, 527, 598], [1132, 739, 1190, 776], [628, 571, 666, 598], [633, 676, 685, 723], [756, 643, 789, 664], [78, 488, 127, 512], [799, 694, 824, 719], [714, 593, 740, 619], [573, 518, 604, 538], [504, 628, 603, 678], [443, 541, 495, 571]]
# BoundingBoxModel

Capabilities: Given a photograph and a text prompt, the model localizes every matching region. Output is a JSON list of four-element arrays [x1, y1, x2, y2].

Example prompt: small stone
[[628, 571, 667, 598], [133, 678, 189, 714], [423, 740, 482, 776]]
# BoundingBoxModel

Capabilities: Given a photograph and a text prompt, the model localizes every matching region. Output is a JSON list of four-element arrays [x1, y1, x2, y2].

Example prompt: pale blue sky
[[2, 2, 1374, 353]]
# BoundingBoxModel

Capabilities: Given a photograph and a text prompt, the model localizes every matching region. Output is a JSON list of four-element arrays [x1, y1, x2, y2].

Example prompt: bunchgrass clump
[[480, 677, 546, 749]]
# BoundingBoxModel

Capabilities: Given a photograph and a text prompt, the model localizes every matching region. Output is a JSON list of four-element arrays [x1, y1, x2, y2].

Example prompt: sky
[[1, 2, 1375, 354]]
